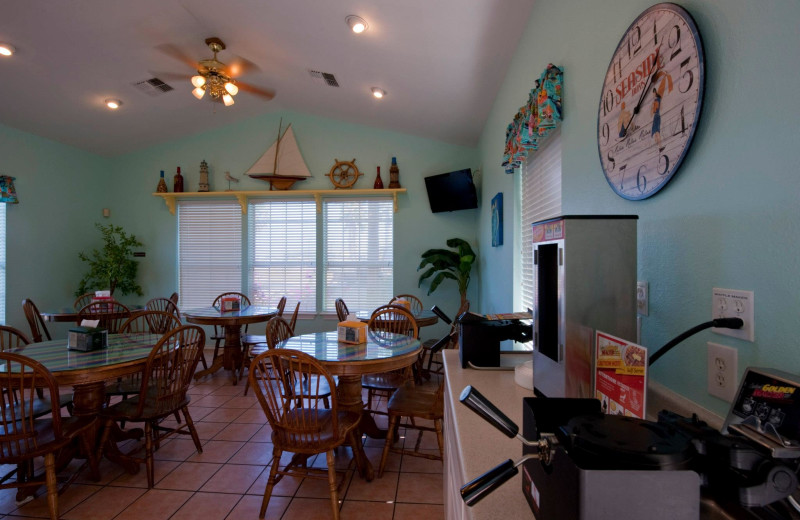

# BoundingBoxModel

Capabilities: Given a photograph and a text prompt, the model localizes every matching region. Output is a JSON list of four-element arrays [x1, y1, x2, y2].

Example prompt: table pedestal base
[[193, 326, 243, 384], [336, 375, 378, 481]]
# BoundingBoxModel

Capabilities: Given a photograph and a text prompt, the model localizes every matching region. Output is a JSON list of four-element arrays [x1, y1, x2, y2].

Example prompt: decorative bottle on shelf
[[373, 166, 384, 189], [388, 157, 401, 188], [173, 167, 184, 193], [156, 170, 168, 193]]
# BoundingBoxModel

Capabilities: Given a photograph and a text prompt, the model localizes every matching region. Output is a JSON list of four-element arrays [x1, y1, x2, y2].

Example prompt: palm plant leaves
[[417, 238, 476, 301]]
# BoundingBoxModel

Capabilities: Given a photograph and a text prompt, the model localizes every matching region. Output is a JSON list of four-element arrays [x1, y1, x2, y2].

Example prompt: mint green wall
[[110, 110, 479, 336], [478, 0, 800, 416], [0, 123, 110, 337]]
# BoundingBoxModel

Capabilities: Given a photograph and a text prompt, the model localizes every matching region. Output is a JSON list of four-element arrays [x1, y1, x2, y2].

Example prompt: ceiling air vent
[[308, 70, 339, 88], [132, 77, 175, 96]]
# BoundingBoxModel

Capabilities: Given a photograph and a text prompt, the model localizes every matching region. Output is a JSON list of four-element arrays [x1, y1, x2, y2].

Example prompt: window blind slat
[[323, 199, 393, 313], [521, 127, 562, 311], [178, 200, 242, 309]]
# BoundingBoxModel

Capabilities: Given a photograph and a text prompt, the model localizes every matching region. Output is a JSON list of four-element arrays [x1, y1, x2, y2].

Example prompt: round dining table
[[183, 305, 277, 384], [40, 304, 144, 323], [251, 330, 421, 481], [9, 333, 162, 475]]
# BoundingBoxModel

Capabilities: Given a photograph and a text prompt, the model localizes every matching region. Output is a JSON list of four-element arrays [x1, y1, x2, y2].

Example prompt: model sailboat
[[246, 120, 311, 190]]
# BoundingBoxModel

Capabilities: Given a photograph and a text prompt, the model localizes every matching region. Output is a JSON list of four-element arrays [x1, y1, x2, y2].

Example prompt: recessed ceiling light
[[371, 87, 386, 99], [346, 15, 368, 34], [0, 43, 15, 57], [105, 98, 123, 110]]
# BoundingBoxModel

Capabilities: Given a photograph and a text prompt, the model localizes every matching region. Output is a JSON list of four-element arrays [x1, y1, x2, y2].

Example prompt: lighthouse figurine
[[198, 160, 210, 192]]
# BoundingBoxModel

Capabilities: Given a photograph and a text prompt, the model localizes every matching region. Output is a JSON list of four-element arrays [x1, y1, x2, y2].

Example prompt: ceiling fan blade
[[237, 81, 276, 100], [225, 55, 260, 78], [155, 43, 202, 71]]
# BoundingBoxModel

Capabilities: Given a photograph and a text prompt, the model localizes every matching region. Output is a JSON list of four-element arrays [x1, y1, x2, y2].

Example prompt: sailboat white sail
[[246, 122, 311, 190]]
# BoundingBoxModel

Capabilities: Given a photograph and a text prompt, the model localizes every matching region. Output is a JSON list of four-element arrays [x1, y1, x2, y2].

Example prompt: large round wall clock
[[597, 3, 704, 200]]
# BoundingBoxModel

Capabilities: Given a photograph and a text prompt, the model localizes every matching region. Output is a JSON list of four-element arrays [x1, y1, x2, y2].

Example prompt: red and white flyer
[[594, 331, 647, 419]]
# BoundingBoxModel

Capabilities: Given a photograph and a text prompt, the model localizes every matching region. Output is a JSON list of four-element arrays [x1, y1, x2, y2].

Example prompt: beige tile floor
[[0, 364, 445, 519]]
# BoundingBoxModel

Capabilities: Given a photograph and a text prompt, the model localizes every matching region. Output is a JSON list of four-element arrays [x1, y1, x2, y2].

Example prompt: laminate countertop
[[443, 350, 534, 520]]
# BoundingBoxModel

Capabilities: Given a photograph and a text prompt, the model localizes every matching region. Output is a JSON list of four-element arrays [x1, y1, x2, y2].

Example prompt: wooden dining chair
[[0, 325, 74, 414], [106, 311, 186, 405], [77, 301, 131, 333], [210, 292, 251, 364], [378, 377, 445, 477], [241, 300, 300, 385], [334, 298, 349, 321], [98, 325, 205, 488], [362, 305, 419, 414], [169, 292, 179, 306], [390, 294, 424, 314], [145, 297, 181, 320], [0, 351, 99, 520], [275, 295, 288, 317], [249, 348, 364, 520], [22, 298, 52, 343], [73, 292, 95, 311]]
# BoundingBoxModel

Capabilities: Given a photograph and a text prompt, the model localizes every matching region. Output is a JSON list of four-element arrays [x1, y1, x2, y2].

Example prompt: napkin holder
[[220, 297, 240, 311], [338, 314, 367, 344], [68, 326, 108, 351]]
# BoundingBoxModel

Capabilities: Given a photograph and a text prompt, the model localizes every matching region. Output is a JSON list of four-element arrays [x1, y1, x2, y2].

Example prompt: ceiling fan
[[156, 37, 275, 106]]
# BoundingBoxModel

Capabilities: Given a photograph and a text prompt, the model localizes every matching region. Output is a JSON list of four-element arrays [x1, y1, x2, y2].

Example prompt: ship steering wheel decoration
[[327, 158, 361, 189]]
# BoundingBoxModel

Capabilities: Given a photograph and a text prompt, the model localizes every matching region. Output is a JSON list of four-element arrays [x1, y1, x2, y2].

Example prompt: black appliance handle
[[459, 385, 519, 438], [430, 305, 452, 324], [460, 459, 518, 506]]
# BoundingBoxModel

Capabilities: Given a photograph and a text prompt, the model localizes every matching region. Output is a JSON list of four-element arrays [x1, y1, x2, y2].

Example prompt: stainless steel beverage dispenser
[[532, 215, 638, 398]]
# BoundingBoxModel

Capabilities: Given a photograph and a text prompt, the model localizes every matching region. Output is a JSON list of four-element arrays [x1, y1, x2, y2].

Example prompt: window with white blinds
[[248, 199, 317, 313], [323, 198, 393, 313], [0, 204, 6, 323], [520, 126, 562, 312], [177, 200, 242, 310]]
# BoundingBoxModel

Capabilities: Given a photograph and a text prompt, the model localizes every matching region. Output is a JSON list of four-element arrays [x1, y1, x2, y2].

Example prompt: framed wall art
[[491, 192, 503, 247]]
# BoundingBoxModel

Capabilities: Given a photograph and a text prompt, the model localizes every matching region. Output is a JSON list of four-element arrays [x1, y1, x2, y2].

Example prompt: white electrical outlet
[[711, 288, 754, 342], [708, 342, 738, 401], [636, 281, 649, 316]]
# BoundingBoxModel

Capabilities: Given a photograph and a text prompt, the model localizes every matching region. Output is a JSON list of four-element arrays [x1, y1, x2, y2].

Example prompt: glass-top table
[[251, 330, 421, 481]]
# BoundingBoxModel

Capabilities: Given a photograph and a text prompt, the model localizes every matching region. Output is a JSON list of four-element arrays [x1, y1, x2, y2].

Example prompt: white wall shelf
[[153, 188, 407, 215]]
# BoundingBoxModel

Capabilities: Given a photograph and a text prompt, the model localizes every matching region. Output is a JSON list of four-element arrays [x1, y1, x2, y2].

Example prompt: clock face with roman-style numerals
[[597, 3, 704, 200]]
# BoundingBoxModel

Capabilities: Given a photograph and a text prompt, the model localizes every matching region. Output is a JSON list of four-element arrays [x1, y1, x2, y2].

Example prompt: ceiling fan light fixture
[[346, 15, 368, 34], [371, 87, 386, 99], [191, 75, 206, 88], [224, 81, 238, 96], [192, 87, 206, 100], [104, 98, 122, 110], [222, 93, 235, 106], [0, 43, 14, 57]]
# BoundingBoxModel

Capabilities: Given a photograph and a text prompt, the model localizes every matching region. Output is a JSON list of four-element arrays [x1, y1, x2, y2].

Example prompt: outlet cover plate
[[708, 342, 738, 401], [711, 288, 754, 342]]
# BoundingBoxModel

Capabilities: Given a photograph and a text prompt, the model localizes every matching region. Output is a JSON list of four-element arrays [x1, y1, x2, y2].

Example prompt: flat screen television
[[424, 168, 478, 213]]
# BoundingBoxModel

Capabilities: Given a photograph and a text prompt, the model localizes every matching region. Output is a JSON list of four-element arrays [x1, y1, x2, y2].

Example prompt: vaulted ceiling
[[0, 0, 534, 156]]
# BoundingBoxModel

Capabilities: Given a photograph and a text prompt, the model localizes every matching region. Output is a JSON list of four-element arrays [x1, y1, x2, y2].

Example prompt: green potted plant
[[76, 223, 144, 297], [417, 238, 476, 308]]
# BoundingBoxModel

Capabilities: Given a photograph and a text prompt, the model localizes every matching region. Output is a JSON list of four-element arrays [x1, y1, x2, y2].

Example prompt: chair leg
[[379, 414, 400, 478], [326, 449, 340, 520], [198, 348, 209, 370], [44, 452, 58, 520], [182, 405, 203, 453], [435, 418, 445, 460], [347, 430, 366, 477], [145, 421, 155, 488], [260, 446, 282, 519], [212, 338, 222, 361]]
